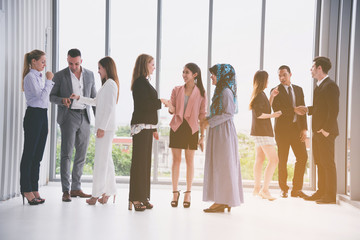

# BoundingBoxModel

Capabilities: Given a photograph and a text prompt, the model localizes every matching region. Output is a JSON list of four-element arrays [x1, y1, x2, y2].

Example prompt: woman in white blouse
[[70, 56, 119, 205]]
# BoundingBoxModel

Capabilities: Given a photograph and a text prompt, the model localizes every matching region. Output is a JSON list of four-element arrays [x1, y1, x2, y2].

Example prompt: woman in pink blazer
[[166, 63, 206, 208]]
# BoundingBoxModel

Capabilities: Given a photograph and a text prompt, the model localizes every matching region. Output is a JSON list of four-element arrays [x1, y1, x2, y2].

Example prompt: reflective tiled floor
[[1, 182, 359, 240]]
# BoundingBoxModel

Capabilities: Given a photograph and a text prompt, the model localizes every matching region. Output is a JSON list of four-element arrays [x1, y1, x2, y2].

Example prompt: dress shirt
[[69, 68, 86, 109], [24, 69, 54, 109], [316, 75, 329, 87]]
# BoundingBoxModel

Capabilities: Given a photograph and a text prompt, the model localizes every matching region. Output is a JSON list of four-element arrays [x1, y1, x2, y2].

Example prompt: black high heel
[[183, 191, 191, 208], [33, 192, 45, 204], [203, 204, 231, 213], [36, 197, 45, 204], [21, 193, 40, 206], [171, 191, 180, 207], [142, 200, 153, 209], [128, 201, 146, 211]]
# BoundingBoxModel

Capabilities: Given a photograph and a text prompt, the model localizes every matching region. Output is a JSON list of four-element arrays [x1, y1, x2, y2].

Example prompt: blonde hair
[[99, 56, 120, 103], [22, 49, 45, 91], [249, 70, 268, 110], [131, 54, 154, 91]]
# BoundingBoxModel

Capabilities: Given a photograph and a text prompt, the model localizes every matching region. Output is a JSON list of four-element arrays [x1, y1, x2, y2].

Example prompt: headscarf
[[209, 64, 238, 117]]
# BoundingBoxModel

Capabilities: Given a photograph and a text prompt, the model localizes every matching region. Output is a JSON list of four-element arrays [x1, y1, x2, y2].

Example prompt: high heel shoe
[[203, 204, 231, 213], [259, 190, 276, 201], [32, 191, 45, 204], [98, 194, 116, 204], [86, 197, 99, 205], [142, 200, 153, 209], [128, 201, 146, 211], [171, 191, 180, 207], [21, 193, 40, 206], [183, 191, 191, 208]]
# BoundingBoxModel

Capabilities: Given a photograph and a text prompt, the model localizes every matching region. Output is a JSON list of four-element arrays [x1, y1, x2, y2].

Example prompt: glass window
[[212, 0, 262, 181], [56, 0, 106, 177], [263, 0, 316, 185], [157, 0, 209, 183], [110, 0, 157, 177]]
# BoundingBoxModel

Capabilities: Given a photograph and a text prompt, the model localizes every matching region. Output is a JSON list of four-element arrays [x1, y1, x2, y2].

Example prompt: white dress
[[78, 79, 118, 197]]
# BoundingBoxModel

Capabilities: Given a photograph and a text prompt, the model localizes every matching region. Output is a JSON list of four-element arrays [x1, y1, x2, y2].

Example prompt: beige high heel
[[98, 194, 116, 204], [259, 190, 276, 201], [86, 197, 99, 205]]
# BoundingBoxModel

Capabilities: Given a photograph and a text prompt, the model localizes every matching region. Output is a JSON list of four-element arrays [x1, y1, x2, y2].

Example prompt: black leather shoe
[[304, 191, 323, 201], [291, 190, 309, 198], [316, 198, 336, 204], [280, 190, 288, 198]]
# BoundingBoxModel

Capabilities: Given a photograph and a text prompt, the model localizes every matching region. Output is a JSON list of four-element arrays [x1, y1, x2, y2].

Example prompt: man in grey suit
[[50, 49, 97, 202]]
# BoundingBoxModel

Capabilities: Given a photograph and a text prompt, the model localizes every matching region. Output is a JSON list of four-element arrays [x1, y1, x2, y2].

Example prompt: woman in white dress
[[70, 56, 119, 205]]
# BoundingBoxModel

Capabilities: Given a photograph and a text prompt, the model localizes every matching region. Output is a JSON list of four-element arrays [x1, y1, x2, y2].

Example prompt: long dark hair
[[22, 49, 45, 91], [249, 70, 268, 110], [184, 63, 205, 97], [98, 56, 120, 103]]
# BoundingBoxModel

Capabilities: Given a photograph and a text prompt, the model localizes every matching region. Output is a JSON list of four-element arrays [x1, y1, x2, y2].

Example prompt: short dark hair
[[278, 65, 291, 74], [313, 56, 332, 74], [67, 48, 81, 58]]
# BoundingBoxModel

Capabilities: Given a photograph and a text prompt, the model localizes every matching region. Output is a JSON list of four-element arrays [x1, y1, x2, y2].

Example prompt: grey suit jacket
[[50, 67, 97, 125]]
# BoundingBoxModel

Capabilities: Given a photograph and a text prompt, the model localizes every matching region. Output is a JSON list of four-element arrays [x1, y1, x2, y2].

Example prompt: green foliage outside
[[56, 129, 133, 176], [238, 132, 295, 181], [56, 127, 296, 182], [115, 125, 131, 137]]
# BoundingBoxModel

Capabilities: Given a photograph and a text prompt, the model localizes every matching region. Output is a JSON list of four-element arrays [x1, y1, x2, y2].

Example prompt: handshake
[[160, 99, 174, 113]]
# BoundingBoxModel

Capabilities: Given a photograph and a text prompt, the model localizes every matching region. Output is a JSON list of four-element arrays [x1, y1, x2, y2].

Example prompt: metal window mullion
[[153, 0, 162, 184], [49, 0, 59, 181], [259, 0, 266, 70], [206, 0, 213, 111], [105, 0, 110, 56]]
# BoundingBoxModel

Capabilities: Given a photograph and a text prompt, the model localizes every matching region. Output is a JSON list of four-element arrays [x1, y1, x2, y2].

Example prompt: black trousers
[[20, 107, 48, 193], [275, 125, 308, 192], [129, 129, 154, 201], [312, 132, 337, 200]]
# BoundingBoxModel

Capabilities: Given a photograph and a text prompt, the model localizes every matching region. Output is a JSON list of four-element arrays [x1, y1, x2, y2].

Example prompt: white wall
[[0, 0, 52, 201]]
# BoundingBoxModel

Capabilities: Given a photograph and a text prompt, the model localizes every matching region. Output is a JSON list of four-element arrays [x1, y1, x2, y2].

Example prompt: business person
[[295, 56, 339, 204], [249, 70, 281, 201], [70, 56, 119, 205], [166, 63, 206, 208], [50, 49, 97, 202], [202, 64, 244, 213], [271, 65, 308, 198], [20, 49, 54, 205], [128, 54, 164, 211]]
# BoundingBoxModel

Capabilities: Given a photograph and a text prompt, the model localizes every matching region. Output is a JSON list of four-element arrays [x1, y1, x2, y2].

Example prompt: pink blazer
[[169, 85, 207, 134]]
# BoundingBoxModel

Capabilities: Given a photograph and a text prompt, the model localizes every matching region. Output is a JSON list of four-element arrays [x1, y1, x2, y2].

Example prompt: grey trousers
[[60, 110, 90, 192]]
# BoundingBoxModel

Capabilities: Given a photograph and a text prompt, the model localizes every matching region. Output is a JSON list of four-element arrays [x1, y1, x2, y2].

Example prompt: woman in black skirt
[[166, 63, 206, 208]]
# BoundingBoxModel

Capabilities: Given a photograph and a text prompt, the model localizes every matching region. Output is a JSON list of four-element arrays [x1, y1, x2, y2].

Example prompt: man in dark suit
[[271, 65, 308, 198], [295, 56, 339, 204], [50, 49, 97, 202]]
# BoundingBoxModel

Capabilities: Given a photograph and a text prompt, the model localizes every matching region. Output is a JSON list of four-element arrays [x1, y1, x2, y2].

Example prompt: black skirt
[[169, 120, 199, 150]]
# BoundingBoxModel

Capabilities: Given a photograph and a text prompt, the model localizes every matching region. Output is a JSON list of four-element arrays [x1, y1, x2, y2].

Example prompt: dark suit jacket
[[271, 84, 307, 136], [131, 76, 161, 125], [50, 67, 97, 125], [308, 77, 339, 136]]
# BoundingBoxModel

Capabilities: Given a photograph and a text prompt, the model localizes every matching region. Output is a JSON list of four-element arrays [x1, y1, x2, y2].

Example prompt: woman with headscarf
[[202, 64, 244, 213]]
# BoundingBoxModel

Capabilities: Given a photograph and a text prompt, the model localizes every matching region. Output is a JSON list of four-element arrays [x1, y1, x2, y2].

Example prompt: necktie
[[288, 86, 296, 122], [288, 86, 294, 107]]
